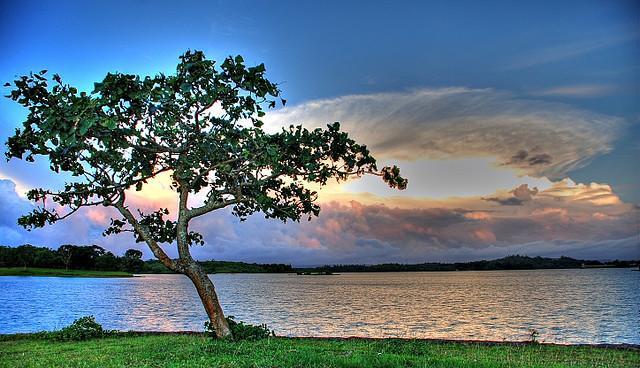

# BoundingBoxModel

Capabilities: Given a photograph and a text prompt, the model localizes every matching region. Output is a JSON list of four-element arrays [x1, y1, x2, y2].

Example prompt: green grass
[[0, 334, 637, 367], [0, 267, 133, 278]]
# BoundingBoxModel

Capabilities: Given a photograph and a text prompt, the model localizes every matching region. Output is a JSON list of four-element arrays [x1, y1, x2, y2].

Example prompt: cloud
[[1, 174, 637, 263], [0, 179, 31, 242], [0, 178, 135, 254], [504, 149, 552, 166], [288, 180, 636, 262], [483, 196, 525, 206], [342, 157, 554, 201], [264, 88, 623, 179], [511, 184, 538, 201], [179, 179, 638, 264], [504, 33, 639, 70], [533, 84, 615, 98], [483, 184, 538, 206], [536, 179, 623, 206]]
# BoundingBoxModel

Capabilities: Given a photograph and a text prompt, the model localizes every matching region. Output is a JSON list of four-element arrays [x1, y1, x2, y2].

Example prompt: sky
[[0, 0, 638, 264]]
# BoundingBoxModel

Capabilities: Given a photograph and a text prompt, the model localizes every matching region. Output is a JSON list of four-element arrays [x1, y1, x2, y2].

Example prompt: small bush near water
[[27, 316, 111, 341], [205, 316, 274, 341], [54, 316, 106, 341]]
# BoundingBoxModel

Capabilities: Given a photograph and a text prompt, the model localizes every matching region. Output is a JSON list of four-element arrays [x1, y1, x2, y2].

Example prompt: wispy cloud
[[264, 88, 624, 179], [504, 33, 638, 70], [533, 84, 616, 98]]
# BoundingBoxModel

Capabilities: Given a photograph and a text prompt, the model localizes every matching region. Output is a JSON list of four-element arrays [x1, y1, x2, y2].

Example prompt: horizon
[[1, 0, 639, 264], [4, 243, 638, 266]]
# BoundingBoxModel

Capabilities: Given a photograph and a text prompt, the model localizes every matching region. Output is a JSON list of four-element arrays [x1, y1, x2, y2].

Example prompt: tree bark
[[184, 261, 232, 338]]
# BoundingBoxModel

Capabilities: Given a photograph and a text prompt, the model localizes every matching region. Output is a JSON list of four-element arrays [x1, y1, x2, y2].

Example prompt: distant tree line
[[310, 255, 639, 273], [0, 244, 145, 273], [1, 246, 636, 274], [0, 244, 294, 274], [143, 259, 295, 274]]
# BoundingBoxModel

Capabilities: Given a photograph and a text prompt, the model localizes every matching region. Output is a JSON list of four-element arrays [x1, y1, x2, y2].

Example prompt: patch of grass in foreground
[[0, 335, 638, 368], [0, 267, 132, 278]]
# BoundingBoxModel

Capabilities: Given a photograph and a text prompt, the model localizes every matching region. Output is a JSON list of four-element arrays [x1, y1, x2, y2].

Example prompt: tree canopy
[[5, 50, 406, 274]]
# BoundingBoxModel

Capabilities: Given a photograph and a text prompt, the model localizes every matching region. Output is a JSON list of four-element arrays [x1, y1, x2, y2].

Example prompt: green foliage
[[529, 329, 540, 344], [0, 267, 131, 277], [0, 244, 146, 273], [55, 316, 105, 341], [121, 248, 144, 273], [33, 316, 110, 341], [310, 255, 634, 273], [205, 316, 274, 341]]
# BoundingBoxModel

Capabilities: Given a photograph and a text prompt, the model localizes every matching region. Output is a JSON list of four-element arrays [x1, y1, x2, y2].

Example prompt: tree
[[14, 244, 37, 268], [95, 250, 120, 271], [4, 50, 407, 338], [121, 249, 144, 273], [58, 244, 75, 271]]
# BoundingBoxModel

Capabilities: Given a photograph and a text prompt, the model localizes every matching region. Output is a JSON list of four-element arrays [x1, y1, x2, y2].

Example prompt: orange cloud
[[464, 212, 492, 220], [86, 208, 109, 225], [474, 229, 497, 243], [531, 207, 570, 222], [125, 171, 178, 214], [539, 179, 621, 206], [592, 212, 614, 221]]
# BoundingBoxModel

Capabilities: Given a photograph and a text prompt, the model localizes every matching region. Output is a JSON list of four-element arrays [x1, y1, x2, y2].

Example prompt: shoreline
[[0, 267, 133, 278], [2, 331, 638, 350]]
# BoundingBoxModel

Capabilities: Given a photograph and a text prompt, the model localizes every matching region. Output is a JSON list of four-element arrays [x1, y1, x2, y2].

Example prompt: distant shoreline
[[0, 267, 133, 278], [1, 264, 638, 278], [4, 244, 639, 275]]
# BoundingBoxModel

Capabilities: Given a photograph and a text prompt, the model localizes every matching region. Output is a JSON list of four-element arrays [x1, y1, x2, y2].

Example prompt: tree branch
[[113, 193, 178, 272], [186, 198, 243, 220]]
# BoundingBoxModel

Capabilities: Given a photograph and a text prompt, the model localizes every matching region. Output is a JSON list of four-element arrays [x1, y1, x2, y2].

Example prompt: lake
[[0, 268, 638, 344]]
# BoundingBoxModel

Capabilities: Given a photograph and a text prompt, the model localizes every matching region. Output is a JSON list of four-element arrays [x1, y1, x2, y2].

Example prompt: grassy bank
[[0, 267, 133, 277], [0, 334, 637, 367]]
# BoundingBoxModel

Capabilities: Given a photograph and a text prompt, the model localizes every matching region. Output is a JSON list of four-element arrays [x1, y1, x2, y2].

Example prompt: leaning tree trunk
[[183, 261, 232, 338], [113, 197, 232, 338]]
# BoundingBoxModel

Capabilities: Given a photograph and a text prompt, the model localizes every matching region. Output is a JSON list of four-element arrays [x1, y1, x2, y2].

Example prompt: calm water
[[0, 269, 638, 344]]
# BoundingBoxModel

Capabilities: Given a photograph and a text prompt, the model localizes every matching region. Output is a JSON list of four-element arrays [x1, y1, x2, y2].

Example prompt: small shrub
[[205, 316, 274, 341], [52, 316, 106, 341], [528, 328, 540, 343]]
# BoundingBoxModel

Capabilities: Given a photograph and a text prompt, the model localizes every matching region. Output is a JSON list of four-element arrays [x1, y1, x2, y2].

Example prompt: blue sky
[[0, 0, 638, 263]]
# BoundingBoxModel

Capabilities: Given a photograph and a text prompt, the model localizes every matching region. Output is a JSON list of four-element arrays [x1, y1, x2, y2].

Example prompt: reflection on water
[[0, 269, 638, 344]]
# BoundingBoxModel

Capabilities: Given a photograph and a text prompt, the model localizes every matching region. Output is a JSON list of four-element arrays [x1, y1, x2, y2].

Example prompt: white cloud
[[264, 88, 624, 179], [533, 84, 615, 98]]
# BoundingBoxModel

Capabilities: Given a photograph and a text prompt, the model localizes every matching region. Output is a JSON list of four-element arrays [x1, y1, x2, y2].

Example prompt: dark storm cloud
[[482, 184, 539, 206], [506, 150, 553, 166], [483, 197, 524, 206]]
